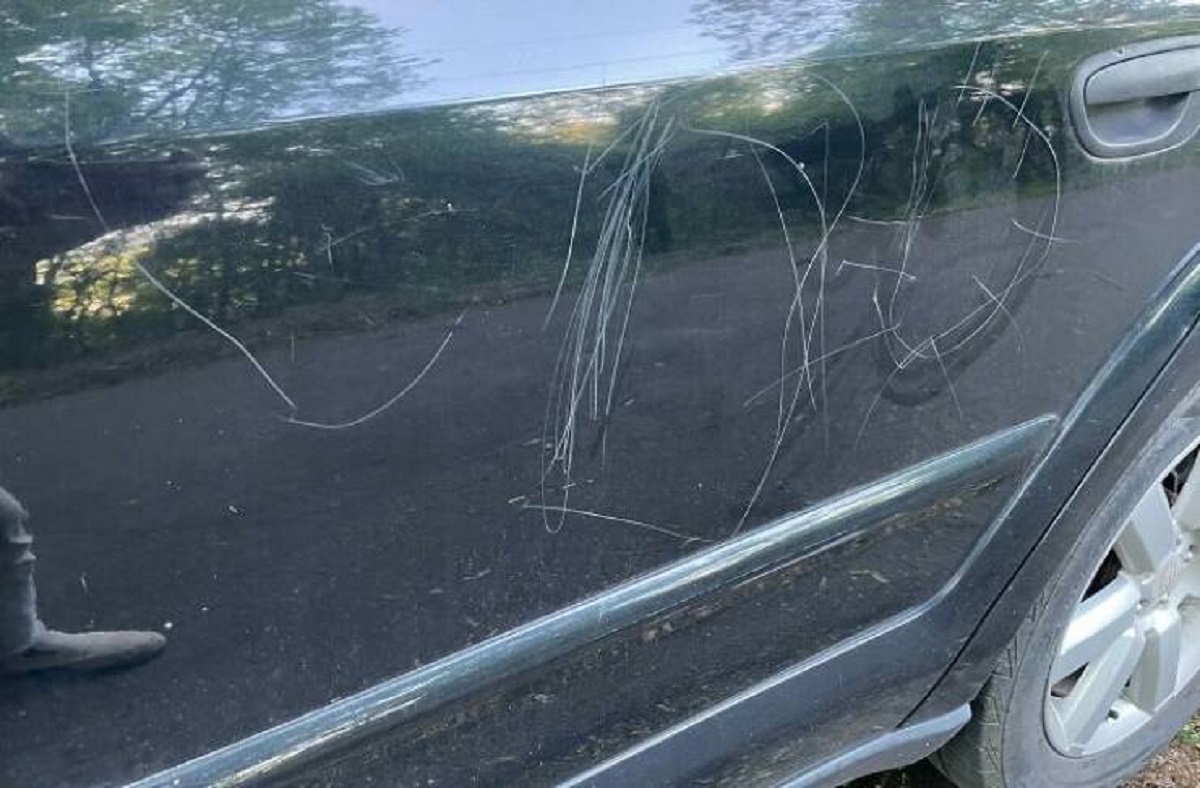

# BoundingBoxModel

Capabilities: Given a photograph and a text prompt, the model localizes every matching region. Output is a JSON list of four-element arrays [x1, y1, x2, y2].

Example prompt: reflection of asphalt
[[0, 168, 1196, 786]]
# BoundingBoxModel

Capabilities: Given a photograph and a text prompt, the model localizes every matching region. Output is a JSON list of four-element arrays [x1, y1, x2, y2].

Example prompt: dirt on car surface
[[848, 718, 1200, 787]]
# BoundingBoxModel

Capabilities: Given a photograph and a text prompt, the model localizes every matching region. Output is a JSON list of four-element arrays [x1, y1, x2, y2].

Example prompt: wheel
[[934, 399, 1200, 787]]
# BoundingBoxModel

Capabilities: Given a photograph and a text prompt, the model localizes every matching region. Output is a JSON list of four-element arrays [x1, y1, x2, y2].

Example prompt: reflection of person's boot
[[1, 628, 165, 675]]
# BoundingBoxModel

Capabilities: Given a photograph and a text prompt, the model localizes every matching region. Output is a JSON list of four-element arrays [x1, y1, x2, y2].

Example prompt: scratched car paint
[[3, 2, 1200, 786]]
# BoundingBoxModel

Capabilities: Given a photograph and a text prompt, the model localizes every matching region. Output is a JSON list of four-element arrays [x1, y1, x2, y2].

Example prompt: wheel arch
[[910, 240, 1200, 729]]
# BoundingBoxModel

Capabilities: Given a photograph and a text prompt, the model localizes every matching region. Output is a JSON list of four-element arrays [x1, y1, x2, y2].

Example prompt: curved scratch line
[[545, 143, 594, 326], [64, 89, 299, 413], [522, 503, 711, 544], [285, 312, 465, 430], [886, 85, 1061, 366]]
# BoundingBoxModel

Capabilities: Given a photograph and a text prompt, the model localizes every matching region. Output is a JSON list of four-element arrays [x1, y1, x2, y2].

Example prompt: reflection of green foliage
[[1177, 717, 1200, 749], [0, 0, 422, 370], [99, 111, 589, 339], [21, 40, 1058, 369], [691, 0, 848, 60], [53, 42, 1051, 350], [11, 19, 1199, 385], [691, 0, 1200, 61], [0, 0, 419, 145]]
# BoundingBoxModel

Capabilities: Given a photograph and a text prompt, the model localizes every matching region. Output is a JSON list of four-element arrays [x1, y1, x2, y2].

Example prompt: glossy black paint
[[133, 415, 1052, 786], [3, 3, 1200, 786], [692, 241, 1200, 787]]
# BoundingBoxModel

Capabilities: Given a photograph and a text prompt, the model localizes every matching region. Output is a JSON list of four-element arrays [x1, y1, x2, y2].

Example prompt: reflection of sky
[[334, 1, 1200, 112], [340, 1, 729, 105]]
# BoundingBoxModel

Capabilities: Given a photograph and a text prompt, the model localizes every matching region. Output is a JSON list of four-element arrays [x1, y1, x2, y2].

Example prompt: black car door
[[3, 2, 1200, 785]]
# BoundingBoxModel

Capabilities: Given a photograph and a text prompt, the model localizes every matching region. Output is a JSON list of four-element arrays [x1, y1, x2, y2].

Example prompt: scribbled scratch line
[[521, 503, 711, 544], [64, 90, 460, 429], [64, 90, 300, 413], [837, 259, 917, 281], [687, 130, 827, 419], [540, 102, 675, 533], [741, 325, 901, 409], [957, 42, 983, 107], [972, 275, 1025, 353], [929, 337, 964, 421], [884, 82, 1060, 367], [1010, 218, 1075, 244], [750, 144, 819, 437], [855, 83, 1062, 441], [972, 47, 1005, 127], [866, 44, 992, 367], [545, 142, 594, 327], [1011, 51, 1048, 179], [882, 97, 941, 366], [693, 74, 866, 536], [937, 84, 1061, 357], [286, 311, 466, 430], [855, 341, 924, 448]]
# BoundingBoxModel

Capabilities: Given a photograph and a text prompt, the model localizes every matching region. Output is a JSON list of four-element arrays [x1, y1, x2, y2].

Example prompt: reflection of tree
[[691, 0, 1194, 62], [690, 0, 853, 61], [0, 0, 423, 369], [123, 112, 585, 327], [1, 0, 421, 144], [3, 107, 594, 377]]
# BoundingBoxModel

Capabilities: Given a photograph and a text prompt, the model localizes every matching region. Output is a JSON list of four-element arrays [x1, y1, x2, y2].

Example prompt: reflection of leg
[[0, 486, 165, 676], [0, 487, 38, 658]]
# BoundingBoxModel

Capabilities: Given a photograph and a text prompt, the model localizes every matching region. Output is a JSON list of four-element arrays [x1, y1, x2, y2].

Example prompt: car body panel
[[3, 2, 1200, 785]]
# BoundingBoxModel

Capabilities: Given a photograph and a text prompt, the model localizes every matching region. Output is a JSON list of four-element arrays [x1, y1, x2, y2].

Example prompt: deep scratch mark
[[285, 311, 466, 431], [971, 48, 1004, 127], [1010, 218, 1074, 244], [521, 503, 710, 544], [545, 143, 594, 327], [741, 325, 900, 409], [65, 91, 458, 427], [929, 337, 964, 421], [847, 215, 907, 228], [65, 90, 300, 413], [857, 79, 1062, 442], [692, 74, 866, 536], [541, 102, 675, 532], [1011, 53, 1047, 179], [836, 259, 917, 282], [971, 275, 1025, 353], [957, 42, 983, 107]]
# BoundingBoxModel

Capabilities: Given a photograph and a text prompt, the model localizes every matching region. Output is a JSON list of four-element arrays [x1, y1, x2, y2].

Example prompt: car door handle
[[1071, 36, 1200, 157], [1086, 47, 1200, 105]]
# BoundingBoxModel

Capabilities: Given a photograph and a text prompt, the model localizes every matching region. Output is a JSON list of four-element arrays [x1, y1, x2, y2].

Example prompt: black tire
[[933, 400, 1200, 788]]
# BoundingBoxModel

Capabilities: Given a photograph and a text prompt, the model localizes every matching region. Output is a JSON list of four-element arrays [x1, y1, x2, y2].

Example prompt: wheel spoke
[[1051, 573, 1140, 685], [1052, 627, 1145, 751], [1127, 608, 1183, 712], [1173, 464, 1200, 532], [1045, 445, 1200, 757], [1117, 484, 1179, 574]]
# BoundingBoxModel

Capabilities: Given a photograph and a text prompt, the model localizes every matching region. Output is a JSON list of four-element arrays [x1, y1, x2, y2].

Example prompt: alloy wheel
[[1044, 440, 1200, 757]]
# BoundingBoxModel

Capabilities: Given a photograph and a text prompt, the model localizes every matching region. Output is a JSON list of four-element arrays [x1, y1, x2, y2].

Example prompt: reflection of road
[[0, 169, 1193, 786]]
